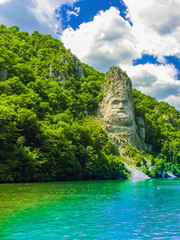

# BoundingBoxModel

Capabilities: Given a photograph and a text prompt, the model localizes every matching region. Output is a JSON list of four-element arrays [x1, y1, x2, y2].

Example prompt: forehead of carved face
[[102, 94, 134, 126]]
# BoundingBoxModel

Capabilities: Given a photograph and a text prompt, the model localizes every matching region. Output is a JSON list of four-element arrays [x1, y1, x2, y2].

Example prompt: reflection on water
[[0, 179, 180, 239]]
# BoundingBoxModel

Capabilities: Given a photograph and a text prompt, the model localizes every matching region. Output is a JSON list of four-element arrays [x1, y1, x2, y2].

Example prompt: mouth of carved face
[[110, 111, 133, 126], [117, 110, 126, 113], [112, 108, 129, 115], [112, 112, 130, 119]]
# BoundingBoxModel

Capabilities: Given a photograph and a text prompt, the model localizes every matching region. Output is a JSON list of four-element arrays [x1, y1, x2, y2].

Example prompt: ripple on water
[[0, 179, 180, 239]]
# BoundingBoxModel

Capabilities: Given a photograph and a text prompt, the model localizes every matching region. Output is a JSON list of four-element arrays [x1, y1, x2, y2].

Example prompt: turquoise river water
[[0, 179, 180, 239]]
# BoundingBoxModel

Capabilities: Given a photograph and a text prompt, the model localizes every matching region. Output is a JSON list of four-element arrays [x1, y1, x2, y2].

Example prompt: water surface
[[0, 179, 180, 239]]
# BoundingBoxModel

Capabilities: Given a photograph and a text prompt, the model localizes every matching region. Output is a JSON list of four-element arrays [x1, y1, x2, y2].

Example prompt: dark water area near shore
[[0, 178, 180, 239]]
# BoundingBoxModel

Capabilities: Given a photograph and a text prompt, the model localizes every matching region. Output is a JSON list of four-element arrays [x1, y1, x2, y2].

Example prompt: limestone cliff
[[99, 66, 151, 179], [0, 68, 8, 81], [99, 66, 148, 153], [49, 53, 85, 85]]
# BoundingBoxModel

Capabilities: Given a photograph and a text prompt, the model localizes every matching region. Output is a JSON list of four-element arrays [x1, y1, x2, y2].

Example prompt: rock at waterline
[[122, 161, 150, 179], [166, 172, 177, 178]]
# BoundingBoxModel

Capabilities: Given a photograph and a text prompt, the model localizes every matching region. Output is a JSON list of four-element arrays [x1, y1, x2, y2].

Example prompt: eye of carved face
[[111, 99, 129, 109], [112, 100, 120, 108]]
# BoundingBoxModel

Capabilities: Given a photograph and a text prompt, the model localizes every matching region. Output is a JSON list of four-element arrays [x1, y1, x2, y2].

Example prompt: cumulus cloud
[[164, 95, 180, 110], [130, 71, 157, 88], [61, 7, 139, 72], [122, 63, 180, 103], [124, 0, 180, 60], [0, 0, 77, 36], [0, 0, 44, 33], [0, 0, 10, 3], [29, 0, 77, 33], [61, 1, 180, 69]]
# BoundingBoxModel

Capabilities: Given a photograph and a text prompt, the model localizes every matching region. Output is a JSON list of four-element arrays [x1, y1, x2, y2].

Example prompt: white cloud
[[0, 0, 77, 36], [67, 6, 80, 20], [29, 0, 77, 33], [124, 0, 180, 60], [122, 63, 180, 104], [0, 0, 44, 33], [0, 0, 10, 4], [61, 7, 139, 72], [61, 1, 180, 70], [164, 95, 180, 110]]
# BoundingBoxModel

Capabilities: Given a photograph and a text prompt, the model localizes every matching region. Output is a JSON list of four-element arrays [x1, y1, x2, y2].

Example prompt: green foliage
[[1, 25, 179, 181], [133, 89, 180, 176], [0, 25, 129, 182]]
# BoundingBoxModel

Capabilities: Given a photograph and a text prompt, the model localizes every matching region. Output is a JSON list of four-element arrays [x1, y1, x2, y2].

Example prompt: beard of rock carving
[[102, 93, 134, 127]]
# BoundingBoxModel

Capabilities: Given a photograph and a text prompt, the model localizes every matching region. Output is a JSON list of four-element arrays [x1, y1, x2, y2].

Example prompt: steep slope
[[0, 25, 130, 182], [132, 89, 180, 177], [0, 25, 180, 182]]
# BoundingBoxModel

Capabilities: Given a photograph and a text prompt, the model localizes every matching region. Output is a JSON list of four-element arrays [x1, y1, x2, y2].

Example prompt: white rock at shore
[[123, 161, 150, 179], [166, 172, 177, 178]]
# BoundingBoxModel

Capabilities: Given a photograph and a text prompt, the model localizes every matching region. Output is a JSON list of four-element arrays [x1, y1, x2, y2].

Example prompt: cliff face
[[49, 53, 85, 84], [0, 68, 8, 80], [99, 67, 150, 152]]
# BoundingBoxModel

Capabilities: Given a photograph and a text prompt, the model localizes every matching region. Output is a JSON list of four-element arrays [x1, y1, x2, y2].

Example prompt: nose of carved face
[[119, 102, 124, 109]]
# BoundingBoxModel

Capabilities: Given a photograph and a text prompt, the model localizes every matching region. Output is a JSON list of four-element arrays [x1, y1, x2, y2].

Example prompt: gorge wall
[[99, 66, 150, 153]]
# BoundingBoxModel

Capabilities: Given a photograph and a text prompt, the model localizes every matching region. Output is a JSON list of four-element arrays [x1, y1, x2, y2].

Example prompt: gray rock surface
[[122, 161, 150, 179], [61, 55, 68, 63], [49, 63, 69, 85], [166, 172, 177, 178], [99, 67, 147, 151], [136, 116, 145, 140], [0, 68, 8, 80], [99, 67, 151, 179], [71, 56, 85, 78]]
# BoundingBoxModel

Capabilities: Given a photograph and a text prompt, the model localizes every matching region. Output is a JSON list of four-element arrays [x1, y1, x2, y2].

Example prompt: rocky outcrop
[[99, 66, 151, 179], [166, 172, 177, 178], [159, 172, 177, 178], [122, 161, 150, 179], [136, 116, 145, 140], [99, 67, 148, 152], [71, 56, 85, 78], [49, 63, 69, 85], [49, 54, 85, 82], [0, 68, 8, 80], [61, 55, 68, 64]]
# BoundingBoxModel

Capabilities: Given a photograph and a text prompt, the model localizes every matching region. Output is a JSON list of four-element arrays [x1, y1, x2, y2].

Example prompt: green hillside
[[0, 25, 130, 182], [132, 89, 180, 177], [0, 25, 180, 182]]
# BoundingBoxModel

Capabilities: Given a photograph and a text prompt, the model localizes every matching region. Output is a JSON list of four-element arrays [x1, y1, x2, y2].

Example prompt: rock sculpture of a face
[[100, 67, 147, 151], [101, 67, 134, 128], [102, 94, 134, 127]]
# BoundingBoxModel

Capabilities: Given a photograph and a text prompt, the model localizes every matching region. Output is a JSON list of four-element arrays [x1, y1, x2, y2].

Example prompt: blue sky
[[0, 0, 180, 109], [60, 0, 130, 30]]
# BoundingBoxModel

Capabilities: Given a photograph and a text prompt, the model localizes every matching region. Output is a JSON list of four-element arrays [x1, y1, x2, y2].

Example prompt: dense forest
[[0, 25, 130, 182], [132, 89, 180, 177], [0, 25, 180, 182]]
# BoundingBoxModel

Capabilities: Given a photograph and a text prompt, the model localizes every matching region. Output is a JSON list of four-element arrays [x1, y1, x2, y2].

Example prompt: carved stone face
[[100, 67, 147, 152], [102, 94, 134, 126]]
